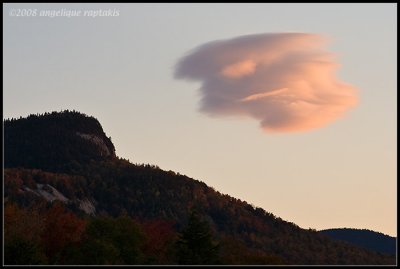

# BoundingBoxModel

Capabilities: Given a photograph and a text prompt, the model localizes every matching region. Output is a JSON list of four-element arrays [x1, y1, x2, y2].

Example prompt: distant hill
[[320, 228, 396, 255], [4, 110, 396, 265]]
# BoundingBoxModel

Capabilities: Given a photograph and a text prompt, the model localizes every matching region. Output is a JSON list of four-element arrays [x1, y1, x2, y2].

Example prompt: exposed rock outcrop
[[76, 132, 113, 157]]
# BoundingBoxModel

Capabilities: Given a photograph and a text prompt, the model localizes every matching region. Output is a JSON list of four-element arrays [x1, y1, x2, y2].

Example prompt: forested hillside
[[4, 111, 396, 265]]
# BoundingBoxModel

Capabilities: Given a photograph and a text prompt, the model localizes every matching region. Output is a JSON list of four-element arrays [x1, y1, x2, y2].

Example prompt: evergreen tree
[[176, 209, 220, 265]]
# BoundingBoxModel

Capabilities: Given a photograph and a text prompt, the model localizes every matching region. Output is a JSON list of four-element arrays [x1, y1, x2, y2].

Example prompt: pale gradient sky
[[3, 3, 397, 236]]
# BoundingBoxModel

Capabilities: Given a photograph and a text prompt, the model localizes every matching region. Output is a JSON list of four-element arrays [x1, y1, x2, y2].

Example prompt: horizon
[[3, 3, 397, 237]]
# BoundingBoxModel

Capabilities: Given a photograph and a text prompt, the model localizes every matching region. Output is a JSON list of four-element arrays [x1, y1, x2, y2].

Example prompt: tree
[[4, 202, 47, 265], [175, 210, 220, 265], [41, 202, 86, 264], [141, 219, 177, 264], [64, 215, 144, 265], [5, 237, 45, 265]]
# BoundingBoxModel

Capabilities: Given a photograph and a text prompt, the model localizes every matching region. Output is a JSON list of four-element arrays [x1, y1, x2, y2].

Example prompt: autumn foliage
[[4, 111, 397, 265]]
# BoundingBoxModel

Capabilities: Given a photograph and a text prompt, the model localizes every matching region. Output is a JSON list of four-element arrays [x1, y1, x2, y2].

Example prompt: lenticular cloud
[[174, 33, 358, 133]]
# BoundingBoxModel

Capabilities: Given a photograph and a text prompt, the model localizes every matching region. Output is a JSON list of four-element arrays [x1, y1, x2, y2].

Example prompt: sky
[[3, 3, 397, 237]]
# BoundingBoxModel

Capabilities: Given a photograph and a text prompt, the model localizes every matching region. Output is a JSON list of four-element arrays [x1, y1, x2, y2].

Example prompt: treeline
[[4, 201, 282, 265]]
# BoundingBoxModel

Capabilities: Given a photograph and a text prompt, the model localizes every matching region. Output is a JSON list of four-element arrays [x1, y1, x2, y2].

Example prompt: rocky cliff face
[[76, 132, 114, 158], [20, 182, 96, 215]]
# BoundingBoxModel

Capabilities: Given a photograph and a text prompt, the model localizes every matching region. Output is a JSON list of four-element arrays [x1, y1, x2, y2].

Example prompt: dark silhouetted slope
[[320, 228, 396, 255], [4, 110, 115, 172]]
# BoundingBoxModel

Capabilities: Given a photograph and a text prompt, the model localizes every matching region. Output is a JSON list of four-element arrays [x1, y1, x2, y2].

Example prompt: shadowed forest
[[4, 111, 396, 265]]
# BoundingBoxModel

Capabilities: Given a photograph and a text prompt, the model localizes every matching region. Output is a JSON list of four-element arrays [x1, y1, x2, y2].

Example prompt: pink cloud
[[174, 33, 358, 133], [221, 60, 257, 78]]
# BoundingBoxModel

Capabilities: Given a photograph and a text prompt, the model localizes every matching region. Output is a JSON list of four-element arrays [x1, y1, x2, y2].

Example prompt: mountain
[[4, 110, 396, 265], [4, 110, 115, 172], [320, 228, 396, 255]]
